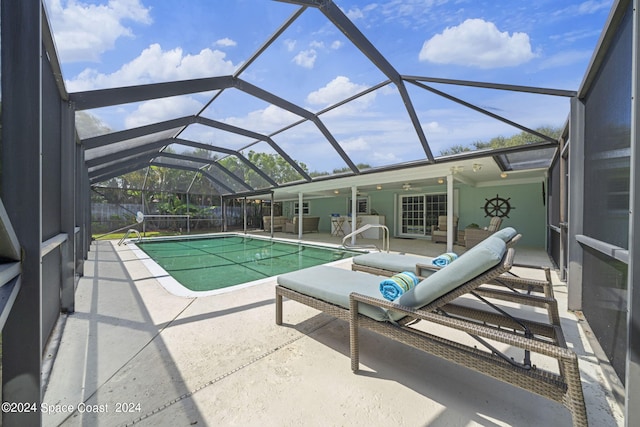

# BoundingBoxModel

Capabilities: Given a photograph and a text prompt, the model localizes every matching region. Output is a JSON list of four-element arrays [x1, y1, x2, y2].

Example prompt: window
[[348, 197, 369, 214], [294, 201, 309, 215]]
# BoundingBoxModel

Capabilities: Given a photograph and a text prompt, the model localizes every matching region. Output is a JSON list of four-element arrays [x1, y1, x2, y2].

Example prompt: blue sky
[[45, 0, 614, 174]]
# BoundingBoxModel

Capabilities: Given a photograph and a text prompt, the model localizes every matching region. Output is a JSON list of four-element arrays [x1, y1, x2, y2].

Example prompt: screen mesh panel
[[581, 2, 632, 383]]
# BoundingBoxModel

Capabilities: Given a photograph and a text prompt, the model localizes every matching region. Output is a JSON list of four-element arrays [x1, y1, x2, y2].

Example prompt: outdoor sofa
[[276, 235, 587, 427], [284, 216, 320, 233], [263, 216, 287, 232]]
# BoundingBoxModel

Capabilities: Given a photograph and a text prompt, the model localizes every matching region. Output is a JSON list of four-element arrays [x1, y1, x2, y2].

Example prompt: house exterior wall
[[281, 181, 546, 248], [458, 182, 547, 248]]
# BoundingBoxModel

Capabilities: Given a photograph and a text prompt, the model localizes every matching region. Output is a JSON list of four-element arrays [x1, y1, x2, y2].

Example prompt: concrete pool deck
[[42, 236, 624, 426]]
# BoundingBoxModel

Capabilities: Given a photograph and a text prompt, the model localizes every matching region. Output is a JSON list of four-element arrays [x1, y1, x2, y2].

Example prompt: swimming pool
[[134, 234, 363, 296]]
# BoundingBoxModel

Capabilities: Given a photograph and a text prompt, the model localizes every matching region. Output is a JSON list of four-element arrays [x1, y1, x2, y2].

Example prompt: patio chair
[[276, 236, 587, 427], [431, 215, 458, 244], [465, 216, 503, 248]]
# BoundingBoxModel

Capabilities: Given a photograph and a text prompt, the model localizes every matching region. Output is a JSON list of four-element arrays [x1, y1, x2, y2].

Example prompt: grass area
[[92, 228, 226, 240], [92, 231, 171, 240]]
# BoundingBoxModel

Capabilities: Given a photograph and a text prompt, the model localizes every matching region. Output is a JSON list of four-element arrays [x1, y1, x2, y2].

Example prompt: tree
[[439, 126, 563, 156], [218, 150, 310, 186], [331, 163, 372, 174]]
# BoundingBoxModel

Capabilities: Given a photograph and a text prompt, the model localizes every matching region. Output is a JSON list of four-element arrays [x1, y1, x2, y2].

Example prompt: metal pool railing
[[342, 224, 390, 252], [118, 229, 142, 246]]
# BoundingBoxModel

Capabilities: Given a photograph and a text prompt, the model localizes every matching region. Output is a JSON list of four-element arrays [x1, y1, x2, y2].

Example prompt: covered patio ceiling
[[47, 0, 578, 199]]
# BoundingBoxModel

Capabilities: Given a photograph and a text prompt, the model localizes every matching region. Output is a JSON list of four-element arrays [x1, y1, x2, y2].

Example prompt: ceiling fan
[[402, 183, 422, 191]]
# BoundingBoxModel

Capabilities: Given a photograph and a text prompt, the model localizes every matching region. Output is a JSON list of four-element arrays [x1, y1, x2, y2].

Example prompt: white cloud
[[341, 137, 371, 153], [330, 40, 343, 50], [538, 50, 592, 70], [345, 7, 364, 20], [214, 38, 237, 47], [310, 41, 325, 49], [125, 96, 204, 128], [577, 0, 612, 14], [344, 3, 378, 20], [66, 43, 238, 91], [45, 0, 152, 62], [423, 121, 444, 133], [306, 76, 371, 107], [226, 105, 299, 134], [75, 111, 112, 138], [293, 49, 317, 69], [284, 39, 297, 52], [419, 18, 536, 68]]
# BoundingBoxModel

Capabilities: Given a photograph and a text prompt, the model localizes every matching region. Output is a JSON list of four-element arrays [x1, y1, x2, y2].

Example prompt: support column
[[567, 97, 585, 310], [351, 186, 358, 246], [270, 192, 275, 238], [60, 100, 75, 313], [243, 197, 247, 234], [222, 196, 227, 232], [446, 173, 454, 252], [626, 2, 640, 425], [1, 1, 43, 425], [298, 192, 303, 239]]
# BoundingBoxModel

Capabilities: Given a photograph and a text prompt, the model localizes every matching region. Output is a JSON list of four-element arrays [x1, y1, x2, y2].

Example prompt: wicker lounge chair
[[350, 228, 560, 326], [352, 227, 521, 277], [276, 236, 587, 427], [465, 216, 503, 247], [431, 215, 458, 243]]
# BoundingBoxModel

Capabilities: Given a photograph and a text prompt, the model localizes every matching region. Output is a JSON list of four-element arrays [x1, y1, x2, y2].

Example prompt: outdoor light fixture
[[376, 185, 382, 190], [437, 178, 444, 184], [334, 190, 340, 194], [450, 166, 464, 174], [500, 172, 508, 178], [472, 163, 482, 172]]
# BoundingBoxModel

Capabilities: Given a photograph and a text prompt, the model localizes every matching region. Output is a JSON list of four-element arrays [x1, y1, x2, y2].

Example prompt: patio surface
[[42, 233, 624, 426]]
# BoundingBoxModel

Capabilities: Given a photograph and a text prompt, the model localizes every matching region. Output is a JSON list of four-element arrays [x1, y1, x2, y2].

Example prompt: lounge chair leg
[[276, 291, 283, 325], [563, 354, 588, 427], [349, 296, 359, 372], [543, 267, 554, 299]]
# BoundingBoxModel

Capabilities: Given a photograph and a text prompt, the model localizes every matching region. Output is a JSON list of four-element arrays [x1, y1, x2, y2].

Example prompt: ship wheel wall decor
[[482, 194, 514, 218]]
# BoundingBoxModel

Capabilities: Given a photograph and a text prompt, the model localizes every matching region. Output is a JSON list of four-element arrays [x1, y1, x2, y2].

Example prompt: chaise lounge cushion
[[351, 227, 517, 274], [277, 266, 392, 321], [492, 226, 517, 242], [278, 236, 506, 322], [352, 252, 433, 273]]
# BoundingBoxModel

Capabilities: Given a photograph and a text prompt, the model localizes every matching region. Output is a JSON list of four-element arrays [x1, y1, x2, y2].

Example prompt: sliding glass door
[[399, 193, 448, 237]]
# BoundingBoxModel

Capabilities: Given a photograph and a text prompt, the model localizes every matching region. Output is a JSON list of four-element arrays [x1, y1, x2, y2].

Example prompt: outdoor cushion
[[352, 228, 516, 274], [352, 252, 433, 272], [278, 236, 506, 322], [277, 266, 392, 321], [492, 226, 517, 242]]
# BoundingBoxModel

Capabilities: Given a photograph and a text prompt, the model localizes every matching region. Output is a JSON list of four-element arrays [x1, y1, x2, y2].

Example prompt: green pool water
[[136, 235, 362, 292]]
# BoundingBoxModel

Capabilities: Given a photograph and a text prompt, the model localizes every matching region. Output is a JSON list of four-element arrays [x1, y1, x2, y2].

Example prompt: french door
[[399, 193, 448, 237]]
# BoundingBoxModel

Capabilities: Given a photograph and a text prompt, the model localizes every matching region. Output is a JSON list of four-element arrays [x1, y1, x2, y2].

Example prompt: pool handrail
[[342, 224, 389, 253], [118, 229, 142, 246]]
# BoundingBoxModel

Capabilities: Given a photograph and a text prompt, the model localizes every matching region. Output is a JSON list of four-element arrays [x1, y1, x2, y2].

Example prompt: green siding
[[279, 181, 546, 248], [458, 182, 546, 248]]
